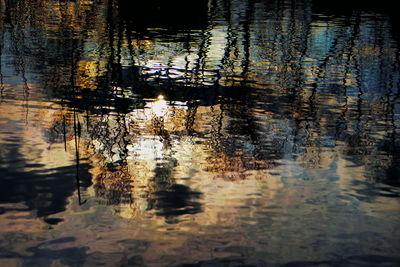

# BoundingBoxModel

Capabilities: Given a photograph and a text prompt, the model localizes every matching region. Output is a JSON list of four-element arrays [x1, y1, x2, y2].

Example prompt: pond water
[[1, 0, 400, 266]]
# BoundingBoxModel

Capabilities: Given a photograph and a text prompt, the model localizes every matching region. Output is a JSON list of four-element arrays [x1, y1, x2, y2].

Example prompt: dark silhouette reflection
[[154, 184, 202, 218], [119, 0, 208, 30], [0, 149, 92, 218]]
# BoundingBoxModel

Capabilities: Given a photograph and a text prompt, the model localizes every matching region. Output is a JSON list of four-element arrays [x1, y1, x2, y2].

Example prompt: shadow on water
[[0, 140, 92, 218]]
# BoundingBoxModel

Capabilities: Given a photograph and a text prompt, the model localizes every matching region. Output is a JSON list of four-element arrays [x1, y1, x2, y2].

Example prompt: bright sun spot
[[150, 95, 167, 117]]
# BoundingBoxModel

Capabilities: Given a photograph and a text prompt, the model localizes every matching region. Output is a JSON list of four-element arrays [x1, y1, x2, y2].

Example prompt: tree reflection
[[1, 0, 400, 221]]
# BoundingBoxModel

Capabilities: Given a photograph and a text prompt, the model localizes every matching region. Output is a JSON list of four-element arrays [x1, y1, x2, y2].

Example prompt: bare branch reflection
[[1, 0, 400, 224]]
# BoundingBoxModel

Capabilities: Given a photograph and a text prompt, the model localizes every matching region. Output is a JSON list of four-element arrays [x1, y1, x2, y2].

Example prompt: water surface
[[1, 0, 400, 266]]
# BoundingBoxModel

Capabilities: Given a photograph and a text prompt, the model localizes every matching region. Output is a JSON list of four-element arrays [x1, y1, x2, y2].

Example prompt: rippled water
[[1, 0, 400, 266]]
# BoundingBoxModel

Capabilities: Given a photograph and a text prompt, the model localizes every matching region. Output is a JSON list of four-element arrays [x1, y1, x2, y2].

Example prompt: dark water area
[[1, 0, 400, 266]]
